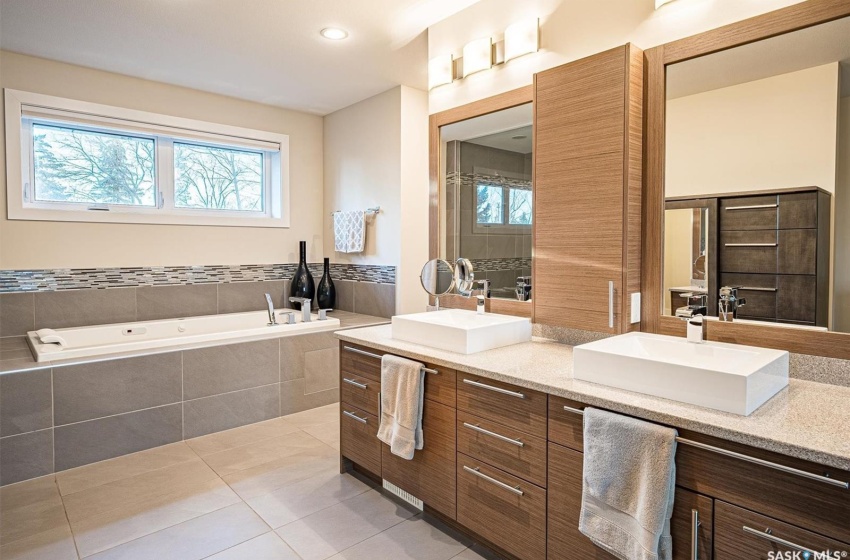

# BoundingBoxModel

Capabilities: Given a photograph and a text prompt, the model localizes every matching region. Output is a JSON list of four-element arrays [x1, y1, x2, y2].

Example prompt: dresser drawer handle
[[343, 378, 368, 390], [463, 466, 524, 496], [463, 422, 524, 447], [343, 410, 368, 424], [739, 287, 778, 293], [724, 243, 777, 248], [343, 345, 439, 375], [691, 509, 700, 560], [462, 378, 525, 399], [725, 204, 778, 211], [742, 526, 816, 554]]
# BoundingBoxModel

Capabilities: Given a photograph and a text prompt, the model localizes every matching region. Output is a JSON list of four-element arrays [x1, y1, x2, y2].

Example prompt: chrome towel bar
[[343, 345, 439, 375], [561, 405, 848, 489]]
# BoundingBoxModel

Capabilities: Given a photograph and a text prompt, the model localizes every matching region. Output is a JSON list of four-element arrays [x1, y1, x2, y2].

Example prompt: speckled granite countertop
[[336, 324, 850, 471], [0, 310, 388, 374]]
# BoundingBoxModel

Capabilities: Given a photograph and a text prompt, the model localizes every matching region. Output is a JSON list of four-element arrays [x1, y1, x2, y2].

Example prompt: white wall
[[0, 51, 325, 269], [427, 0, 804, 113], [323, 86, 430, 314], [836, 96, 850, 333], [666, 64, 840, 197]]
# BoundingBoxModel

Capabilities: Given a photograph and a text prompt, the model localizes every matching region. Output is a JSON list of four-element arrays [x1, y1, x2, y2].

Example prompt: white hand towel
[[579, 407, 678, 560], [333, 210, 366, 253], [376, 354, 425, 460]]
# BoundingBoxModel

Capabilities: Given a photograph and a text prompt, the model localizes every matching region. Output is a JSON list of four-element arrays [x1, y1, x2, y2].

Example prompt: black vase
[[290, 241, 315, 305], [317, 258, 336, 310]]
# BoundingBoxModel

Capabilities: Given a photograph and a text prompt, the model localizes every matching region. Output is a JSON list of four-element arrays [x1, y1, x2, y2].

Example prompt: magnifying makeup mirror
[[454, 258, 475, 298], [420, 259, 455, 309]]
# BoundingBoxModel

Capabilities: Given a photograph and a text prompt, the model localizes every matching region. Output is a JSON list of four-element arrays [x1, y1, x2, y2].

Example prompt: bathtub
[[27, 309, 341, 362]]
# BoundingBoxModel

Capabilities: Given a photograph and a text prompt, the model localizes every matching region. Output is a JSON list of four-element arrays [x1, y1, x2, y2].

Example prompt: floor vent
[[382, 480, 424, 510]]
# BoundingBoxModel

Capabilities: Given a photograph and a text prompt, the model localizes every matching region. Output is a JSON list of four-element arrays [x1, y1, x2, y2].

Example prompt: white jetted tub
[[27, 309, 340, 362]]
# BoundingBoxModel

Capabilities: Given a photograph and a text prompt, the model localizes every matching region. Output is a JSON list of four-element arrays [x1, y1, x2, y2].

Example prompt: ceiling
[[440, 103, 533, 153], [0, 0, 482, 115], [667, 15, 850, 99], [467, 125, 533, 154]]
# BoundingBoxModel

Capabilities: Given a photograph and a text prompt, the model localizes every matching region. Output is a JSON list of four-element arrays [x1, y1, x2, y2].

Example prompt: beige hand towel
[[579, 407, 678, 560], [376, 354, 425, 460]]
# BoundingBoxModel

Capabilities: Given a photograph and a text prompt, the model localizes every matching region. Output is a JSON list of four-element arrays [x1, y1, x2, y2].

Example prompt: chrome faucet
[[264, 293, 277, 326], [719, 286, 746, 322], [685, 314, 706, 344], [475, 279, 491, 299], [289, 297, 312, 323]]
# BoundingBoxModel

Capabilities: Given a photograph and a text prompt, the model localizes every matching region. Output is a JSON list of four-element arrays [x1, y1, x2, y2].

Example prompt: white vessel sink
[[572, 332, 789, 415], [391, 309, 532, 354]]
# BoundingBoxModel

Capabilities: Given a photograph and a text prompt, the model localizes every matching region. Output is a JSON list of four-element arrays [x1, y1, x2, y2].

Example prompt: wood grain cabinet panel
[[381, 399, 457, 519], [339, 404, 381, 477], [339, 342, 382, 382], [457, 410, 548, 488], [714, 501, 849, 559], [457, 452, 547, 560], [720, 195, 779, 231], [456, 375, 548, 438], [533, 43, 642, 334], [671, 488, 713, 560], [548, 396, 586, 452], [340, 372, 380, 416]]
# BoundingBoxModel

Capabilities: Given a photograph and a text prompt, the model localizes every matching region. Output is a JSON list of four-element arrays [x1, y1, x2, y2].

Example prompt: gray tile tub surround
[[333, 280, 396, 318]]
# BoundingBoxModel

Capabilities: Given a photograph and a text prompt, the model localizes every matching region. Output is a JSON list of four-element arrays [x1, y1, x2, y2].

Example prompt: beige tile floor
[[0, 403, 500, 560]]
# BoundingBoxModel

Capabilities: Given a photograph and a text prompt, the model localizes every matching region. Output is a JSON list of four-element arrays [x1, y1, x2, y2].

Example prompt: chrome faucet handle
[[289, 296, 309, 304], [318, 309, 333, 321], [280, 311, 296, 325], [289, 297, 312, 323], [682, 314, 706, 343]]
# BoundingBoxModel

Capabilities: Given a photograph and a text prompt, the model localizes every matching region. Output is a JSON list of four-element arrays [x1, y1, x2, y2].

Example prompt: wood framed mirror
[[643, 0, 850, 359], [429, 86, 533, 317]]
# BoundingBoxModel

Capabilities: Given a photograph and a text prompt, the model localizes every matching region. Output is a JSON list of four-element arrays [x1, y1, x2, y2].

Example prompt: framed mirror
[[644, 2, 850, 358], [429, 87, 533, 317]]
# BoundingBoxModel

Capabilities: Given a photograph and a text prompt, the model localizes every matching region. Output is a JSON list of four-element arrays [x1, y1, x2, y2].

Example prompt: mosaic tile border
[[0, 263, 396, 293], [469, 257, 532, 273]]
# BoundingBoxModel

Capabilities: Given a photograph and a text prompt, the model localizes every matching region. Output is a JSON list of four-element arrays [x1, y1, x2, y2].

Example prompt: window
[[475, 182, 532, 227], [6, 89, 289, 227]]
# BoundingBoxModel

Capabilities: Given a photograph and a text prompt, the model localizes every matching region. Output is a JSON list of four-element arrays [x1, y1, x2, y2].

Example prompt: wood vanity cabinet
[[533, 43, 643, 334]]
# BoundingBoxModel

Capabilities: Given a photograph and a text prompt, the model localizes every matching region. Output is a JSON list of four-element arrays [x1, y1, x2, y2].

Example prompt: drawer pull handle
[[691, 509, 700, 560], [463, 466, 524, 496], [462, 378, 525, 399], [343, 378, 368, 389], [343, 410, 368, 424], [560, 406, 849, 489], [463, 422, 524, 447], [742, 526, 816, 554], [343, 346, 439, 375], [724, 243, 778, 248], [608, 280, 615, 329], [725, 204, 778, 211], [739, 287, 778, 292]]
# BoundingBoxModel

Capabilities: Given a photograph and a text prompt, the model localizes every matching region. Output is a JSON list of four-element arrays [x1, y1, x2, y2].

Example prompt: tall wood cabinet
[[533, 44, 643, 333]]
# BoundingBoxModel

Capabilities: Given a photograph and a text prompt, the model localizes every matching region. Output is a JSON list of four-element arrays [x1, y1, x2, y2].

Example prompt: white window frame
[[5, 89, 290, 228]]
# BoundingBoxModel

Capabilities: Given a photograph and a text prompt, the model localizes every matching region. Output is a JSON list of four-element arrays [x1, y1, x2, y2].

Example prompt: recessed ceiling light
[[320, 27, 348, 40]]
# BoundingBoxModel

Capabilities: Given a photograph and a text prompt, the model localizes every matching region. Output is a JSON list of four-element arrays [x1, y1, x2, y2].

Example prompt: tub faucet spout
[[289, 297, 312, 322], [264, 293, 277, 326]]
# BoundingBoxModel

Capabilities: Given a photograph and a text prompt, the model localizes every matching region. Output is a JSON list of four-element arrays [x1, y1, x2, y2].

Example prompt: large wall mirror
[[430, 89, 533, 315], [661, 14, 850, 334]]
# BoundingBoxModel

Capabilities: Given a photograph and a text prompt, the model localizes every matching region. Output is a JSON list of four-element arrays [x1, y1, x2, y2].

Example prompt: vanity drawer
[[676, 431, 850, 542], [340, 373, 380, 416], [720, 274, 778, 319], [457, 452, 547, 560], [714, 501, 849, 559], [548, 396, 586, 451], [720, 195, 778, 231], [718, 274, 818, 323], [456, 375, 548, 438], [719, 230, 778, 274], [340, 404, 381, 477], [457, 410, 547, 487]]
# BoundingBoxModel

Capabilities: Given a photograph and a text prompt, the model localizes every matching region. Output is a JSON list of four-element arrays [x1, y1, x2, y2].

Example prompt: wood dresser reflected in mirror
[[644, 1, 850, 358]]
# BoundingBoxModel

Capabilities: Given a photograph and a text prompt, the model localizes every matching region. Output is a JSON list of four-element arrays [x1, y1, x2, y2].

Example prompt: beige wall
[[427, 0, 804, 113], [0, 51, 325, 269], [665, 64, 839, 198], [323, 86, 430, 314], [663, 209, 695, 315], [836, 96, 850, 333]]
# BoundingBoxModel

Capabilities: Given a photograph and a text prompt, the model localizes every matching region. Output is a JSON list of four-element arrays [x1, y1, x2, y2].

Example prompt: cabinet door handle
[[739, 286, 778, 292], [343, 345, 382, 360], [725, 204, 778, 211], [742, 526, 816, 554], [343, 378, 368, 389], [463, 422, 524, 447], [462, 378, 525, 399], [463, 466, 524, 496], [691, 509, 700, 560], [342, 410, 367, 424], [608, 281, 615, 329], [724, 243, 777, 248]]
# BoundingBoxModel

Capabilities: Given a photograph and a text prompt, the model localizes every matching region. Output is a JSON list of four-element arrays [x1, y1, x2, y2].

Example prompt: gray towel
[[376, 354, 424, 460], [579, 408, 678, 560]]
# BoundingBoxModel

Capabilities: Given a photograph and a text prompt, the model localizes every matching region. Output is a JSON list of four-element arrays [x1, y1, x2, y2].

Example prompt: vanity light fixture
[[462, 37, 493, 77], [428, 54, 455, 90], [504, 18, 539, 61], [320, 27, 348, 40], [655, 0, 677, 8]]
